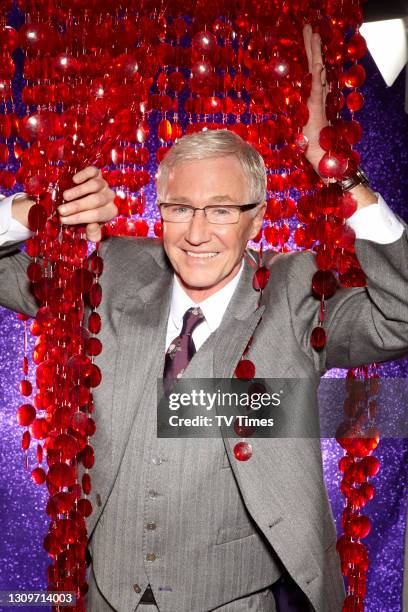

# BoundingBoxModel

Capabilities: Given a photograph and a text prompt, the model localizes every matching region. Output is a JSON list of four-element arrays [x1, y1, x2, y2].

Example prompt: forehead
[[164, 155, 249, 201]]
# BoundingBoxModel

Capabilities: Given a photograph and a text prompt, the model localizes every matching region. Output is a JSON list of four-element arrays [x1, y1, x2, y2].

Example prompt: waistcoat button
[[133, 584, 141, 593], [146, 553, 157, 562], [146, 522, 157, 530], [148, 489, 158, 499]]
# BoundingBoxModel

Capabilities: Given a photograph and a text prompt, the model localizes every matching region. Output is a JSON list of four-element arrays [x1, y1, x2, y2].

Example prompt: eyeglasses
[[158, 202, 260, 224]]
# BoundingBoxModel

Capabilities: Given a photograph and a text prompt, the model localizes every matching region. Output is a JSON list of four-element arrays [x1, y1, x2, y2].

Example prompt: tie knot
[[181, 306, 205, 336]]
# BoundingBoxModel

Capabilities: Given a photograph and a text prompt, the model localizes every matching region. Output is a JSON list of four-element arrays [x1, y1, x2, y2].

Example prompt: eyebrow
[[164, 195, 238, 204]]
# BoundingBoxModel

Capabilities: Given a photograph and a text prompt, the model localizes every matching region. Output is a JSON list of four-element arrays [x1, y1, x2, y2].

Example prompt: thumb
[[86, 222, 102, 243]]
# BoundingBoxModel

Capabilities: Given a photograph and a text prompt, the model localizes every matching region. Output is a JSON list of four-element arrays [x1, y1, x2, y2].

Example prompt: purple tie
[[163, 307, 205, 396]]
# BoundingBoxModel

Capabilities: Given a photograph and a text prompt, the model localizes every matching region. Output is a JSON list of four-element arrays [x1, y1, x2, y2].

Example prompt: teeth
[[186, 251, 218, 259]]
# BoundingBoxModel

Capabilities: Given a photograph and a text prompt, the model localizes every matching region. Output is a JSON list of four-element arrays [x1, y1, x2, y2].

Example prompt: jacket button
[[133, 584, 141, 593], [146, 553, 157, 562], [96, 494, 102, 507]]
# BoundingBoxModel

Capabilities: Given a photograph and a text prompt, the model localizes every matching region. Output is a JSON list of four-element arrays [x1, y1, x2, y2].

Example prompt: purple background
[[1, 8, 408, 612]]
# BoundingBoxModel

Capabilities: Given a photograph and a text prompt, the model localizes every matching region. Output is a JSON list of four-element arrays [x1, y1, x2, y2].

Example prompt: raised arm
[[284, 25, 408, 373], [302, 23, 379, 212], [0, 167, 116, 317]]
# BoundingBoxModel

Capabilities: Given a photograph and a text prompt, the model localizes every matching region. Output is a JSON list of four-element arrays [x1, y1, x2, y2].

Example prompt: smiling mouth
[[184, 251, 219, 259]]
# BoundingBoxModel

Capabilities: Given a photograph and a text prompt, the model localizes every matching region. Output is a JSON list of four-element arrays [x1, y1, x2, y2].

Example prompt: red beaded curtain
[[0, 0, 377, 610]]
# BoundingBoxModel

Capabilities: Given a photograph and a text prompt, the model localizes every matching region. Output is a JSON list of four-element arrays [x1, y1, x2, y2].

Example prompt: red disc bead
[[235, 359, 256, 380], [233, 441, 253, 461], [311, 326, 327, 350]]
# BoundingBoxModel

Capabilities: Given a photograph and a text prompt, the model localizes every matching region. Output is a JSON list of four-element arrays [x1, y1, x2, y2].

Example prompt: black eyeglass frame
[[158, 201, 261, 224]]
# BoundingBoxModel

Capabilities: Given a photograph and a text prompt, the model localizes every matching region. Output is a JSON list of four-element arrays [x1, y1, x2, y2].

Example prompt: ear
[[248, 201, 267, 241]]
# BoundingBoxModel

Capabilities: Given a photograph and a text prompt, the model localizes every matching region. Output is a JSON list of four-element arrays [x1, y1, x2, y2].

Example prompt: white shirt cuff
[[346, 193, 404, 244], [0, 193, 33, 246]]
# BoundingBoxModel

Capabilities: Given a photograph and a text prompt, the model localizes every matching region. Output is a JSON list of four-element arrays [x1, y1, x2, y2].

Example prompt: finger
[[85, 222, 102, 243], [311, 32, 324, 69], [63, 177, 107, 202], [303, 24, 313, 73], [59, 191, 108, 217], [309, 61, 325, 103], [60, 201, 118, 225], [58, 189, 115, 216], [72, 166, 101, 185]]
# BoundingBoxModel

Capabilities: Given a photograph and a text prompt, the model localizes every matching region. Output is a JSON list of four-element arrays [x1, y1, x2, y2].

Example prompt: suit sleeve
[[285, 215, 408, 374], [0, 244, 39, 317], [0, 238, 114, 318]]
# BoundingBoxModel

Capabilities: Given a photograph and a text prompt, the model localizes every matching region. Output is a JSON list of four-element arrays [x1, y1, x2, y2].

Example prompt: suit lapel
[[110, 259, 173, 469], [213, 252, 265, 378], [210, 253, 294, 561]]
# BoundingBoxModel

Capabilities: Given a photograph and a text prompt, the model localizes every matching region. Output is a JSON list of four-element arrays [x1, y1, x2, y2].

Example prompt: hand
[[58, 166, 117, 242], [302, 24, 328, 172]]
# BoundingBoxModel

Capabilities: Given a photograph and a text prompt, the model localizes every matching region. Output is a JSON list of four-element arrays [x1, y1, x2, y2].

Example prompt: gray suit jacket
[[1, 221, 408, 611]]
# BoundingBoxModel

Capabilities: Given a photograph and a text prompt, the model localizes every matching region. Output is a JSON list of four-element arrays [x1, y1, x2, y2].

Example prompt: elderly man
[[1, 27, 408, 612]]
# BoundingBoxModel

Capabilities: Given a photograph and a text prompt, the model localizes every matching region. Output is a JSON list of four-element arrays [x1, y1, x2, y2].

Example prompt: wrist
[[348, 184, 378, 210], [304, 144, 325, 175], [337, 166, 378, 210], [338, 166, 369, 192], [11, 194, 35, 229]]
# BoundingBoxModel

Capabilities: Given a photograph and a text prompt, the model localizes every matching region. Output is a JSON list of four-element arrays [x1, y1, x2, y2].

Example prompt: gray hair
[[156, 129, 267, 204]]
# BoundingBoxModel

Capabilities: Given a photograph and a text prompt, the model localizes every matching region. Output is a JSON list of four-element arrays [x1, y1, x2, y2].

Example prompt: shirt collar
[[170, 259, 245, 333]]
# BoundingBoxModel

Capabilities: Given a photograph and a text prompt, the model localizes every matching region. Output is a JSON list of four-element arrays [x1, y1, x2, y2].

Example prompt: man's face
[[160, 155, 266, 302]]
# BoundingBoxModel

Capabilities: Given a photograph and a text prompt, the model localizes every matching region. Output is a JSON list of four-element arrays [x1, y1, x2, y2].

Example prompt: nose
[[184, 209, 212, 245]]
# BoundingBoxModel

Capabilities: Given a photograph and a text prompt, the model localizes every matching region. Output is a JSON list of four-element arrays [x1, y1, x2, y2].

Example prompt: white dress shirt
[[0, 191, 404, 352]]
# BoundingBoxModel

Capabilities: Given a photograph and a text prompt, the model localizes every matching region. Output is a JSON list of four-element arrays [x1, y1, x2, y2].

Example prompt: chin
[[178, 269, 220, 290]]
